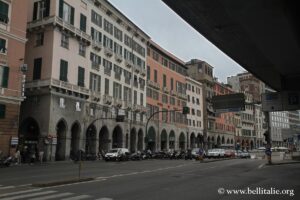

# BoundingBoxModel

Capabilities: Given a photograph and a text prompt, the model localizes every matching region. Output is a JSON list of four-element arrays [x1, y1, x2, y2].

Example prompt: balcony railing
[[92, 62, 100, 71], [133, 65, 140, 74], [147, 80, 160, 90], [25, 78, 90, 96], [114, 98, 123, 108], [27, 16, 91, 44], [170, 90, 178, 96], [114, 53, 123, 63], [90, 91, 101, 102], [104, 47, 113, 57], [0, 53, 7, 65], [125, 59, 133, 68], [92, 40, 102, 51], [163, 87, 169, 94], [103, 94, 113, 105], [140, 68, 146, 76], [124, 101, 132, 110]]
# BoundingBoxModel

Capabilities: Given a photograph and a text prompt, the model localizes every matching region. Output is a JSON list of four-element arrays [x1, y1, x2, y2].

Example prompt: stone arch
[[147, 126, 156, 151], [226, 138, 230, 144], [99, 126, 109, 153], [19, 117, 40, 149], [179, 132, 186, 150], [137, 129, 143, 151], [112, 125, 123, 148], [217, 135, 221, 146], [130, 128, 137, 153], [70, 121, 81, 159], [55, 118, 67, 161], [231, 139, 234, 144], [190, 132, 196, 148], [161, 129, 168, 151], [85, 124, 97, 158], [222, 136, 225, 144], [169, 130, 175, 150]]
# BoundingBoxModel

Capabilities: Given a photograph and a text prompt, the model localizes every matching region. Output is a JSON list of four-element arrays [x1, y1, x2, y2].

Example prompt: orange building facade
[[0, 0, 28, 156], [146, 41, 188, 151], [211, 81, 235, 148]]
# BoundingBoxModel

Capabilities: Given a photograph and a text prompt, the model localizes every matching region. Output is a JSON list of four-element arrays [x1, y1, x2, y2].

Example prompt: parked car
[[191, 148, 206, 159], [224, 149, 235, 158], [104, 148, 130, 161], [235, 150, 250, 158], [207, 149, 225, 158], [129, 151, 142, 161]]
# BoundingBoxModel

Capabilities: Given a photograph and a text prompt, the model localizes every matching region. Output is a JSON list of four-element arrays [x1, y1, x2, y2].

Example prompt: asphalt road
[[0, 159, 299, 200]]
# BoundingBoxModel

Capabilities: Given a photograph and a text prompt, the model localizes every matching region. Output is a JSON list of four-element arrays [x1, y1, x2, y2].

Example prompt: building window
[[134, 90, 137, 104], [170, 97, 175, 105], [104, 19, 113, 35], [33, 58, 42, 80], [0, 104, 6, 118], [103, 58, 112, 75], [114, 26, 123, 42], [91, 27, 102, 43], [59, 59, 68, 81], [103, 35, 113, 50], [154, 69, 157, 83], [147, 66, 150, 80], [104, 78, 109, 95], [114, 42, 122, 56], [75, 102, 81, 111], [79, 43, 86, 57], [59, 0, 74, 25], [162, 94, 168, 104], [80, 13, 86, 32], [152, 51, 159, 61], [91, 10, 102, 27], [61, 33, 69, 49], [140, 93, 144, 105], [33, 0, 50, 21], [0, 1, 9, 24], [0, 38, 7, 53], [162, 108, 168, 122], [170, 78, 174, 90], [123, 69, 131, 85], [59, 98, 65, 108], [0, 65, 9, 88], [89, 73, 101, 93], [153, 90, 159, 100], [77, 66, 85, 87], [35, 32, 44, 46], [114, 64, 122, 80], [163, 74, 166, 88], [113, 82, 122, 99], [123, 86, 131, 102]]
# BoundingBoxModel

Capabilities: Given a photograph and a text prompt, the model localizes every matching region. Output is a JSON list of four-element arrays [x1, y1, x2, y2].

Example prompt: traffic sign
[[212, 93, 245, 112]]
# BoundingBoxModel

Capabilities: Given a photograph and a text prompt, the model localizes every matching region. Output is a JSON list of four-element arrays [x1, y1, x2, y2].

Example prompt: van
[[104, 148, 130, 161]]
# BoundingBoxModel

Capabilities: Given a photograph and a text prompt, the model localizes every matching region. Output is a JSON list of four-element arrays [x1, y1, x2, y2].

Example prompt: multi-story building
[[227, 72, 265, 102], [0, 0, 28, 156], [21, 0, 149, 161], [146, 40, 187, 151], [254, 104, 266, 147], [186, 59, 214, 150], [212, 80, 235, 148], [186, 76, 203, 148]]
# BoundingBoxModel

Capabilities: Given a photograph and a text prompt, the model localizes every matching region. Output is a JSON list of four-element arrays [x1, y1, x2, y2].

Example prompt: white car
[[207, 149, 225, 158], [104, 148, 130, 161]]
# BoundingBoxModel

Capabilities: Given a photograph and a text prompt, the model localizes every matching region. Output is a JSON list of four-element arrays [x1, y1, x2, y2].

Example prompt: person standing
[[14, 149, 21, 164], [39, 149, 44, 164]]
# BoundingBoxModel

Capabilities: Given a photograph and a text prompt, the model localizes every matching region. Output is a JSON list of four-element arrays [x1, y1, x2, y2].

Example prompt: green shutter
[[59, 0, 64, 18], [78, 67, 85, 87], [33, 2, 38, 20], [80, 14, 86, 32], [70, 7, 74, 25], [0, 1, 8, 23], [60, 60, 68, 81], [1, 66, 9, 88], [44, 0, 50, 17], [0, 104, 6, 119], [33, 58, 42, 80], [0, 38, 6, 53]]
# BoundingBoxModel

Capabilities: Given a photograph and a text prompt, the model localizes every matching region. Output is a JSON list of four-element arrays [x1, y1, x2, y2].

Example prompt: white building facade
[[186, 77, 204, 148]]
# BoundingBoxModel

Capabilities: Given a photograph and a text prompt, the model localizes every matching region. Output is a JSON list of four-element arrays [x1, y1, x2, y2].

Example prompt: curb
[[31, 177, 94, 187], [266, 161, 300, 166]]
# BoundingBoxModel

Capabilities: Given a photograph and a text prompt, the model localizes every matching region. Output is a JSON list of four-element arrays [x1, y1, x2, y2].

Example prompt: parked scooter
[[0, 156, 16, 167]]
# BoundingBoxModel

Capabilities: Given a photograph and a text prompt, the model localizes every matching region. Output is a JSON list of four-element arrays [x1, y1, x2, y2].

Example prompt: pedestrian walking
[[14, 149, 21, 165], [39, 150, 44, 164]]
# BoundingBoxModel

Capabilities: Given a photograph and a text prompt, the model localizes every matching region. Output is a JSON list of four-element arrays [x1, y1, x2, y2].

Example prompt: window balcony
[[91, 62, 100, 71], [114, 53, 123, 63], [133, 65, 140, 74], [114, 98, 123, 108], [104, 47, 113, 57], [170, 90, 178, 96], [147, 80, 160, 90], [103, 94, 113, 105], [0, 53, 7, 65], [27, 16, 91, 45], [124, 100, 132, 110], [92, 40, 102, 51], [90, 91, 101, 102], [140, 68, 146, 76], [132, 104, 141, 113], [125, 59, 133, 69], [104, 67, 111, 76], [25, 78, 90, 96], [163, 87, 169, 94]]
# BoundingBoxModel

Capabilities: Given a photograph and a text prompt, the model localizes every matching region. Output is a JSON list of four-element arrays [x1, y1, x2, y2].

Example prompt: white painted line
[[95, 198, 114, 200], [30, 192, 73, 200], [258, 163, 265, 169], [61, 195, 91, 200], [0, 191, 56, 200], [0, 186, 15, 190], [0, 188, 42, 198], [17, 184, 31, 187]]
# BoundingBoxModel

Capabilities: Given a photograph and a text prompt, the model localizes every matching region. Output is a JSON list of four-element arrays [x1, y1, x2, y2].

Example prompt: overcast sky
[[108, 0, 245, 82]]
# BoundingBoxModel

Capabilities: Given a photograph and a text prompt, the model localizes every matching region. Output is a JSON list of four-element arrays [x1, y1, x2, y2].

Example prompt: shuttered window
[[33, 58, 42, 80], [77, 66, 85, 87], [80, 14, 86, 32], [0, 1, 9, 24], [59, 59, 68, 82], [0, 104, 6, 119], [0, 66, 9, 88]]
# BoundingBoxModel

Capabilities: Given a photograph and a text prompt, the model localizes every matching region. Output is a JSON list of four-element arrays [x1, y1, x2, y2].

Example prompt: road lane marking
[[258, 163, 265, 169], [0, 191, 56, 200], [30, 192, 73, 200], [0, 186, 15, 190], [0, 188, 42, 198], [61, 195, 91, 200]]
